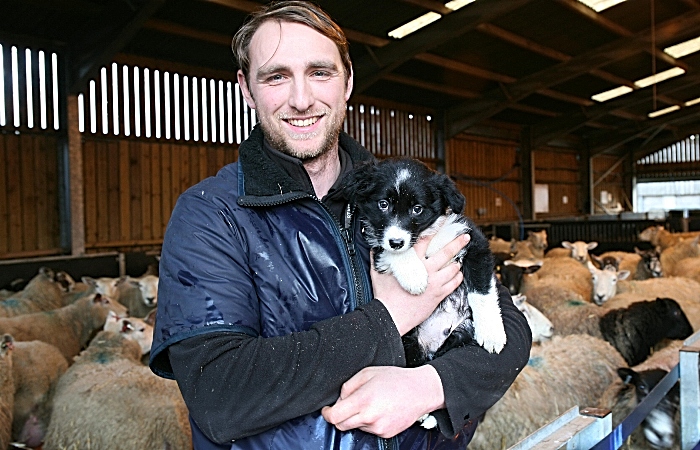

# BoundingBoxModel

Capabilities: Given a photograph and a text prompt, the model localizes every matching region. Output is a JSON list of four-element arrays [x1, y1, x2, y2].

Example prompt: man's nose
[[289, 78, 314, 112]]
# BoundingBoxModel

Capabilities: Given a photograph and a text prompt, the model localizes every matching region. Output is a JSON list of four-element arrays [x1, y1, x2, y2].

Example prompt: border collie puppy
[[342, 157, 507, 366]]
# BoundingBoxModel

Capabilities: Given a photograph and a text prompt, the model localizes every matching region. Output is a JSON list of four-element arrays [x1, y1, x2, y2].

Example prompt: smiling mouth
[[286, 116, 320, 127]]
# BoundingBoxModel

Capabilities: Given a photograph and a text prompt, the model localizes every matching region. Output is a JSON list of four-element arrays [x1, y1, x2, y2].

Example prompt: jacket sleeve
[[428, 283, 532, 438], [169, 300, 405, 444]]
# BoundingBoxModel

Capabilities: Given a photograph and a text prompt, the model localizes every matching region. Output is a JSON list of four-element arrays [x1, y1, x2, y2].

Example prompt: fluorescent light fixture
[[685, 97, 700, 107], [648, 105, 680, 118], [576, 0, 626, 12], [388, 12, 441, 39], [591, 85, 633, 102], [634, 67, 686, 88], [664, 36, 700, 59], [445, 0, 476, 11]]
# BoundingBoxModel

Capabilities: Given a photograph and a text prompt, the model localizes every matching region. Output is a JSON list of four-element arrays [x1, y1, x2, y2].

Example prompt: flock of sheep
[[475, 225, 700, 450], [0, 267, 192, 450], [0, 224, 699, 450]]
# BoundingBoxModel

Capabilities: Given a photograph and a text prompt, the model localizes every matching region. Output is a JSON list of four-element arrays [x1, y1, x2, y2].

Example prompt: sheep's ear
[[144, 309, 157, 326], [512, 294, 526, 307], [82, 276, 97, 287], [587, 241, 599, 250], [39, 266, 55, 278], [634, 246, 642, 255], [587, 261, 598, 273], [617, 270, 630, 281], [591, 254, 603, 267], [527, 230, 534, 237], [523, 263, 542, 275], [562, 241, 573, 249]]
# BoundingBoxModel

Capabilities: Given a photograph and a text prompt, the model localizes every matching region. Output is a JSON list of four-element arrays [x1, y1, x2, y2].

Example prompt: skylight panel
[[685, 97, 700, 107], [388, 12, 441, 39], [648, 105, 680, 118], [576, 0, 626, 12], [445, 0, 476, 11], [591, 85, 633, 102], [634, 67, 686, 88], [664, 36, 700, 59]]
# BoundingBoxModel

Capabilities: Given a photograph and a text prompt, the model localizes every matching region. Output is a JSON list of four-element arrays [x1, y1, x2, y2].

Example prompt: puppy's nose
[[389, 238, 404, 249]]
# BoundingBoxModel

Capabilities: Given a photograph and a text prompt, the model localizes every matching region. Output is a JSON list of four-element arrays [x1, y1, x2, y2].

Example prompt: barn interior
[[2, 0, 700, 448]]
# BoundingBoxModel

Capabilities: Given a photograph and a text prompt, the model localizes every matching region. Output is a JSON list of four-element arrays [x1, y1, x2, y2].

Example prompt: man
[[149, 2, 532, 449]]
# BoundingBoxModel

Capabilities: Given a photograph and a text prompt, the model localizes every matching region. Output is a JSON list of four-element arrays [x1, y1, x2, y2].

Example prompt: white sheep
[[43, 331, 191, 450], [0, 334, 15, 450], [115, 274, 159, 318], [0, 292, 127, 361], [521, 256, 593, 302], [0, 267, 73, 318], [639, 225, 700, 251], [11, 340, 68, 447], [469, 334, 627, 449], [587, 261, 630, 306], [659, 236, 700, 276], [545, 240, 598, 263], [511, 293, 553, 343], [81, 275, 121, 299], [103, 310, 154, 356]]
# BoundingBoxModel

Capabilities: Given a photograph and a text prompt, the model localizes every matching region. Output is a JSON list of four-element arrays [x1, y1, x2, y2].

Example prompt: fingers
[[425, 234, 470, 270]]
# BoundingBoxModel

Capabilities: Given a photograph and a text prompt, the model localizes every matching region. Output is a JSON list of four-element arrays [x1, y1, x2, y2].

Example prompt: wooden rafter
[[445, 10, 700, 138]]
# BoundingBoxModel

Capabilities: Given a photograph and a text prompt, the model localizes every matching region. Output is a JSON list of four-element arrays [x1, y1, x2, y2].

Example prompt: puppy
[[342, 157, 507, 366]]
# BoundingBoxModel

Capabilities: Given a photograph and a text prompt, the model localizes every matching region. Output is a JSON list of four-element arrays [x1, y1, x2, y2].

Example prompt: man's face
[[238, 21, 353, 161]]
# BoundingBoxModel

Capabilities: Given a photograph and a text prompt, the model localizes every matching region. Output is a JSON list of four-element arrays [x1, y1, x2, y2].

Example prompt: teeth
[[288, 117, 319, 127]]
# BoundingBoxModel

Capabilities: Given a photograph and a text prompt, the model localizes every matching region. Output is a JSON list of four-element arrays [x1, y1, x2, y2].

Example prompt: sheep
[[588, 261, 630, 306], [0, 292, 127, 361], [632, 247, 664, 280], [599, 297, 692, 366], [103, 310, 154, 357], [11, 340, 68, 447], [512, 293, 553, 343], [43, 330, 192, 450], [0, 334, 15, 450], [81, 275, 121, 299], [114, 274, 159, 318], [639, 225, 700, 251], [497, 259, 542, 295], [544, 240, 598, 263], [609, 277, 700, 331], [489, 236, 514, 254], [469, 334, 627, 450], [0, 267, 74, 317], [521, 256, 593, 302], [659, 236, 700, 277], [526, 230, 548, 258]]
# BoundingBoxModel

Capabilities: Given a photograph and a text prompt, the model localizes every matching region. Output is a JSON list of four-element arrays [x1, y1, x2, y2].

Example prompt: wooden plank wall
[[446, 135, 522, 223], [82, 137, 237, 253], [534, 148, 581, 218], [591, 154, 629, 213], [0, 131, 62, 258]]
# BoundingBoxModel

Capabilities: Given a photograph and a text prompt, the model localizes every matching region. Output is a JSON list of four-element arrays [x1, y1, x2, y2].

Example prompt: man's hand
[[321, 365, 445, 438], [372, 233, 469, 335]]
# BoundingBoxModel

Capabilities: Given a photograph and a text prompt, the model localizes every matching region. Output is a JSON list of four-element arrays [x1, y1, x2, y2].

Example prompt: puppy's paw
[[474, 322, 507, 354], [399, 276, 428, 295], [394, 261, 428, 295], [418, 414, 438, 429]]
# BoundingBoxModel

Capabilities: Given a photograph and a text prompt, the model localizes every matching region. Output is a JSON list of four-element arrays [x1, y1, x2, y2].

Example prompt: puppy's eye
[[378, 200, 389, 211], [412, 205, 423, 215]]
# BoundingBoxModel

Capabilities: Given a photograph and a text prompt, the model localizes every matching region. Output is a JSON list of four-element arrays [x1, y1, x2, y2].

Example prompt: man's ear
[[237, 70, 257, 109], [344, 68, 354, 102]]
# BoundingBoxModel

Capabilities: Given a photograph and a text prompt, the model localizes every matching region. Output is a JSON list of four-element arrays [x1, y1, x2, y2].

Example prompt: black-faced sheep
[[600, 298, 692, 366], [497, 260, 542, 295], [11, 340, 68, 447], [0, 292, 128, 361], [43, 331, 191, 450], [469, 334, 627, 450], [0, 267, 74, 317], [0, 334, 15, 450]]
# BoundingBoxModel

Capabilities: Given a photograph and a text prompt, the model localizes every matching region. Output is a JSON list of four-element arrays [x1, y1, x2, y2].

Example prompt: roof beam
[[69, 0, 165, 93], [633, 123, 700, 160], [397, 0, 452, 15], [353, 0, 534, 94], [445, 10, 700, 138]]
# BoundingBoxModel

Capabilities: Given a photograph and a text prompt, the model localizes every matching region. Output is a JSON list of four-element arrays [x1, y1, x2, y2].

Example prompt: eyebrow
[[255, 60, 340, 80]]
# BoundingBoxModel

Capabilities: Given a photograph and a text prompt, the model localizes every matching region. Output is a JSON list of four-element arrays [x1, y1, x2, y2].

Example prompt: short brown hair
[[231, 1, 351, 83]]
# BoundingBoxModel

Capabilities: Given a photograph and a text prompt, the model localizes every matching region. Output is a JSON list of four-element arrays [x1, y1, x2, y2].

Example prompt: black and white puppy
[[342, 157, 507, 366]]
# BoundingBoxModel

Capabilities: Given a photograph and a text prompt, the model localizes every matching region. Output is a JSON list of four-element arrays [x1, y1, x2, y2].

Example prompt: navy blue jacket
[[150, 126, 531, 449]]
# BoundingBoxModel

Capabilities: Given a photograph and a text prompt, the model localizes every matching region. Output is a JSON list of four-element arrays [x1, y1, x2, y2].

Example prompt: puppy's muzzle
[[389, 238, 405, 250]]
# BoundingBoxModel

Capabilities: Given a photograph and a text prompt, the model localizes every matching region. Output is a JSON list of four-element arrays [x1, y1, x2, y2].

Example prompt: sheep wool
[[470, 334, 627, 450], [0, 267, 68, 318], [11, 340, 69, 446], [0, 292, 128, 361], [0, 334, 15, 450], [44, 331, 191, 450]]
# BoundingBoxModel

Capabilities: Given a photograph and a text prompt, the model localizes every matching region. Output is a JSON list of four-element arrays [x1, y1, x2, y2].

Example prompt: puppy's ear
[[436, 174, 465, 215], [341, 162, 379, 201]]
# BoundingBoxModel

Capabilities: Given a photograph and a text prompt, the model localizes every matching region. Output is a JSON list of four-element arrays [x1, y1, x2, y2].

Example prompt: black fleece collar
[[237, 125, 374, 204]]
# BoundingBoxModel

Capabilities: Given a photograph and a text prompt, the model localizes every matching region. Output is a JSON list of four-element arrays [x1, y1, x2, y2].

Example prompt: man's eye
[[412, 205, 423, 215], [312, 71, 331, 79], [378, 200, 389, 211], [266, 74, 285, 83]]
